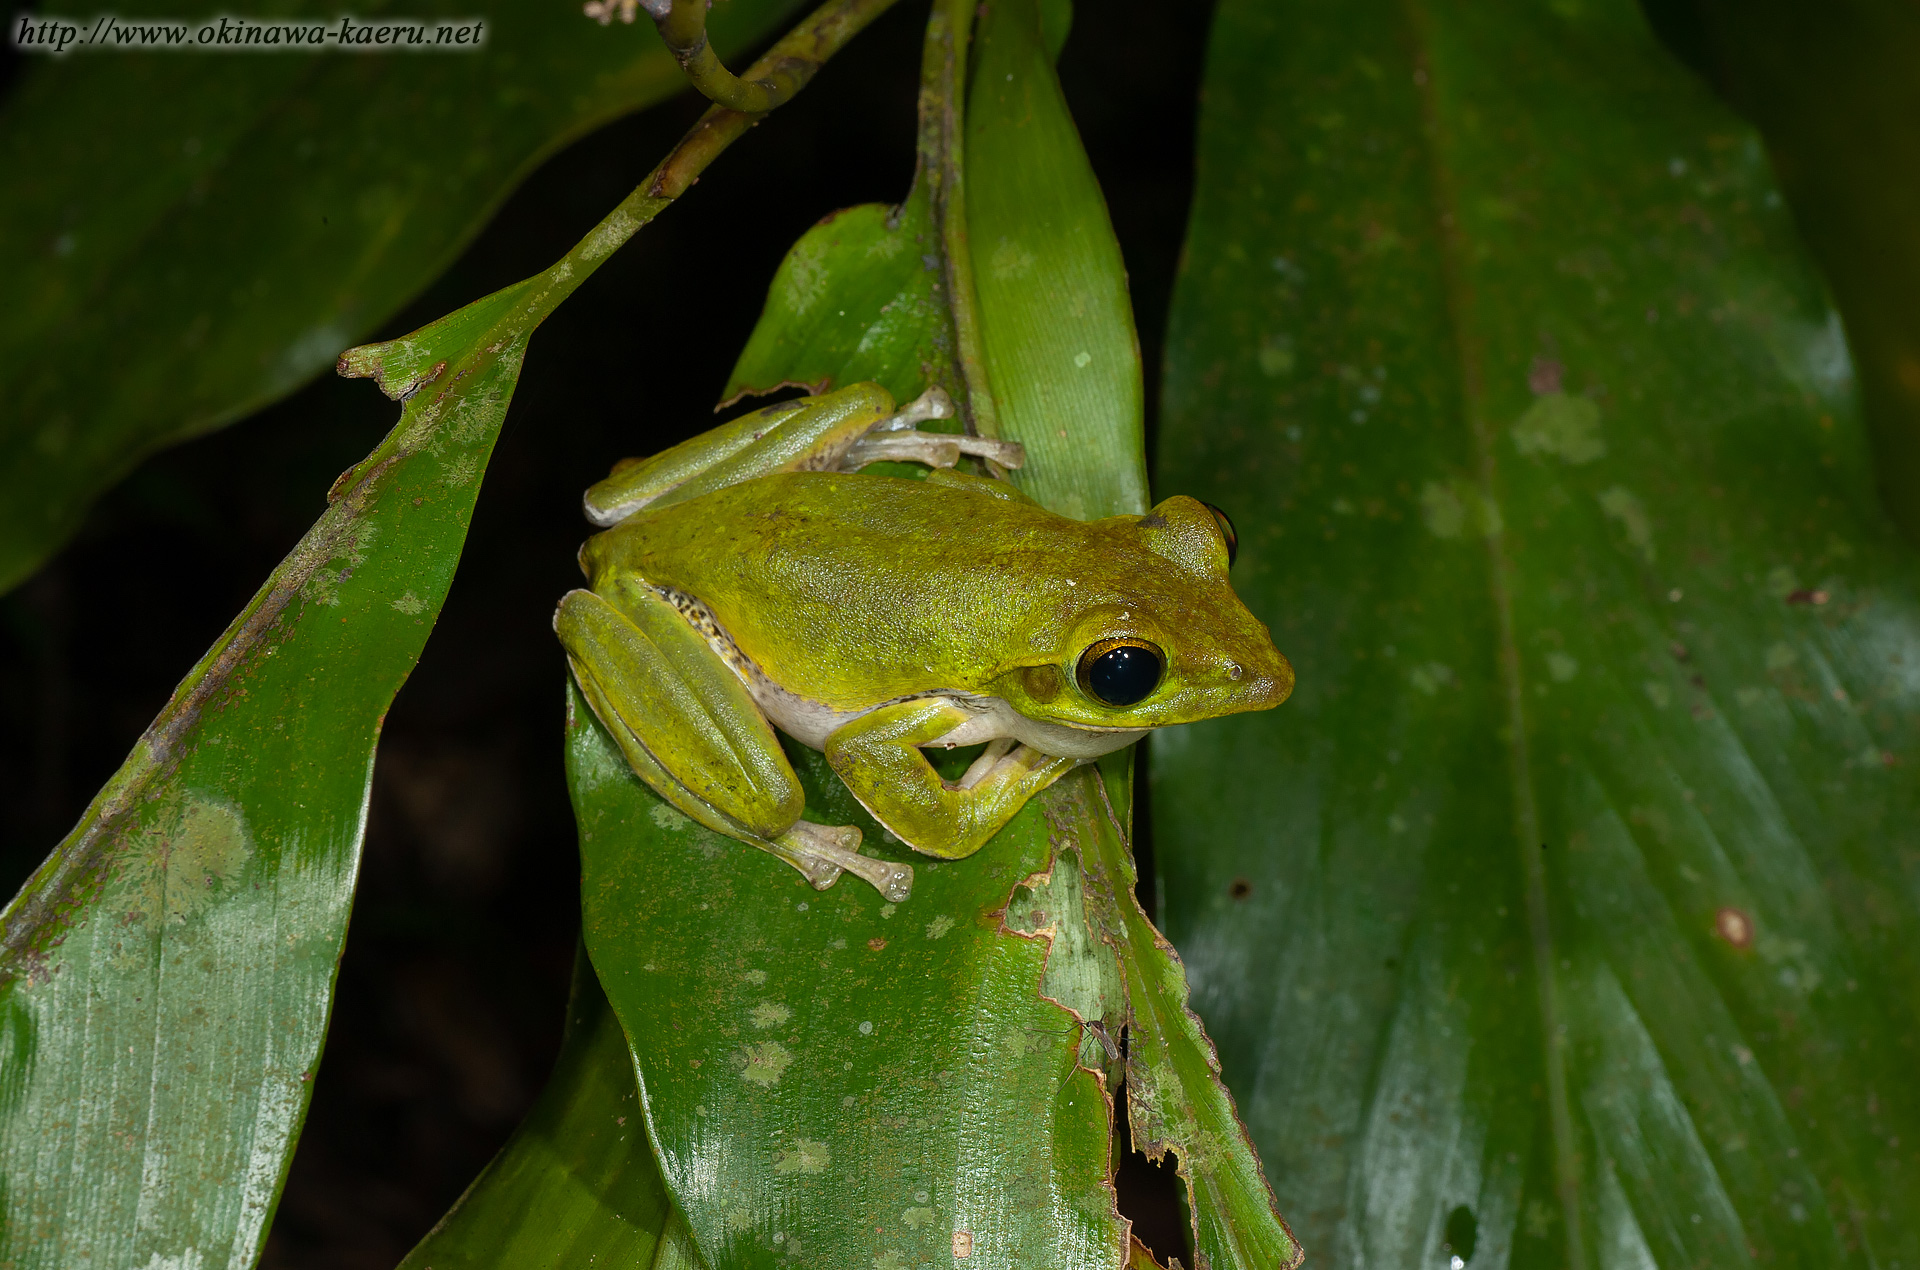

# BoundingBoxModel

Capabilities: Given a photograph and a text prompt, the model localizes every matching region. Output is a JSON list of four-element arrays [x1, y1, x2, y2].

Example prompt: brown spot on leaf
[[1715, 906, 1754, 950]]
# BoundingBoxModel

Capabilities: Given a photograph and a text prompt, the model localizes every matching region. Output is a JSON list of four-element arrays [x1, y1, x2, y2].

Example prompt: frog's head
[[988, 495, 1293, 732]]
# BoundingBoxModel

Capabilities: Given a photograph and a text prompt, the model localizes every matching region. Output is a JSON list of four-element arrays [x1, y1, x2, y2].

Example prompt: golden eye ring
[[1076, 637, 1165, 707], [1199, 501, 1238, 567]]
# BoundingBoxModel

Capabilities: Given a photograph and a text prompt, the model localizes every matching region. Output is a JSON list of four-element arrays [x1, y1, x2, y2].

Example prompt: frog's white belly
[[663, 587, 1145, 760]]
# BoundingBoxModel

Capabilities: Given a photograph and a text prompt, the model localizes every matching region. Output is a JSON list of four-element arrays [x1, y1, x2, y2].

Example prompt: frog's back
[[582, 471, 1103, 711]]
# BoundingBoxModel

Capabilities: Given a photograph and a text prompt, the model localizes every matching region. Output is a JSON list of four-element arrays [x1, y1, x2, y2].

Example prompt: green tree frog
[[555, 382, 1292, 902]]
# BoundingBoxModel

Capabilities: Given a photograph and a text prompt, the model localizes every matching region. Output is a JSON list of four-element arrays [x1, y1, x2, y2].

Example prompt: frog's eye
[[1077, 638, 1164, 707], [1200, 502, 1238, 567]]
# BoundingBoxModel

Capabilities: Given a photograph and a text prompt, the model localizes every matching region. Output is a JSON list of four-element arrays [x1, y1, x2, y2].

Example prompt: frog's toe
[[767, 829, 844, 890], [874, 862, 914, 904], [777, 822, 913, 902]]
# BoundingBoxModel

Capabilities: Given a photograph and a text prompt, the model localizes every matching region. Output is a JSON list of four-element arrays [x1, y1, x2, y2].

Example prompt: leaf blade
[[1155, 0, 1920, 1265], [0, 284, 533, 1268], [0, 0, 805, 595]]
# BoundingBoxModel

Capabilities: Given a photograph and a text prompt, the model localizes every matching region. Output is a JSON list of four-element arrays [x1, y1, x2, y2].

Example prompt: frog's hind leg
[[584, 383, 1027, 526], [555, 587, 912, 901], [585, 382, 898, 526]]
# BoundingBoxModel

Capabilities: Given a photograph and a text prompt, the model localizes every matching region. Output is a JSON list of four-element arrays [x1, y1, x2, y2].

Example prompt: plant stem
[[645, 0, 816, 114], [920, 0, 1001, 439], [517, 0, 904, 332]]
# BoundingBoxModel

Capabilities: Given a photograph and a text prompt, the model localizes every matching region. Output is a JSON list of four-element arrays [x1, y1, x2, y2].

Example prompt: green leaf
[[964, 0, 1145, 521], [0, 0, 804, 595], [723, 190, 955, 407], [399, 947, 698, 1269], [0, 278, 534, 1268], [1011, 775, 1302, 1270], [572, 693, 1124, 1270], [1155, 0, 1920, 1265], [1635, 0, 1920, 541]]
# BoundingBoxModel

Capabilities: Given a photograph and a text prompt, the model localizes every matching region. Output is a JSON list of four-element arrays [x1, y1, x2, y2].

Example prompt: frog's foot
[[842, 386, 1027, 473], [882, 386, 957, 429], [773, 822, 914, 903]]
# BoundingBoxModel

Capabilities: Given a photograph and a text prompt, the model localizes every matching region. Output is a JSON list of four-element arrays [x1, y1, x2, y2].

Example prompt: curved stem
[[645, 0, 816, 114]]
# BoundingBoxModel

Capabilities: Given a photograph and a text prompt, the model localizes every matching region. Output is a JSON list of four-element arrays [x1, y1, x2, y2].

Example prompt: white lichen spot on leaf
[[902, 1206, 936, 1230], [125, 795, 254, 927], [1420, 478, 1501, 538], [742, 969, 768, 986], [1420, 481, 1466, 538], [773, 1138, 830, 1174], [782, 237, 831, 317], [873, 1252, 907, 1270], [390, 590, 426, 615], [988, 238, 1036, 280], [1258, 333, 1296, 377], [1547, 652, 1580, 682], [1597, 485, 1655, 561], [750, 1002, 792, 1029], [1512, 392, 1605, 463], [1644, 680, 1672, 709], [303, 522, 378, 607], [1409, 662, 1455, 695], [924, 914, 955, 940], [649, 802, 692, 832], [739, 1041, 793, 1086]]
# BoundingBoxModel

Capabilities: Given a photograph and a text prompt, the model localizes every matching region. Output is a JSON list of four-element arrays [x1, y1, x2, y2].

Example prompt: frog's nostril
[[1226, 662, 1243, 681]]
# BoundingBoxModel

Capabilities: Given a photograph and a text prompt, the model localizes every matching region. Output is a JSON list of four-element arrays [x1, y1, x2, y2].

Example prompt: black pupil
[[1086, 645, 1162, 706]]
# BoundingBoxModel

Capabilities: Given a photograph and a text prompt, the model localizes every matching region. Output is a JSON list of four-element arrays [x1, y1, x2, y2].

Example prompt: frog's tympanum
[[555, 382, 1292, 902]]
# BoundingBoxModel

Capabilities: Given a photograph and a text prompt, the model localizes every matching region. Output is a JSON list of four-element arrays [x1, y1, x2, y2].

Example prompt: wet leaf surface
[[1153, 0, 1920, 1265], [573, 694, 1123, 1270], [964, 0, 1146, 519], [0, 280, 534, 1268], [0, 0, 803, 594]]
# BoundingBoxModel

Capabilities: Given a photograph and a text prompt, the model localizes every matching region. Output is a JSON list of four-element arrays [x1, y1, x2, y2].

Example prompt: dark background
[[0, 2, 1209, 1264]]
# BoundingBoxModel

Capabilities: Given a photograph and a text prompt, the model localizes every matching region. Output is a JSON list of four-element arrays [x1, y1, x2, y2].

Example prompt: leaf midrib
[[1401, 0, 1585, 1264]]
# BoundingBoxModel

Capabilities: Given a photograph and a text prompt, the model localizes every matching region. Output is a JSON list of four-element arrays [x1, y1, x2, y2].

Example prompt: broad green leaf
[[964, 0, 1145, 520], [0, 0, 803, 595], [399, 948, 696, 1269], [572, 692, 1124, 1270], [0, 277, 534, 1268], [1634, 0, 1920, 541], [1155, 0, 1920, 1266]]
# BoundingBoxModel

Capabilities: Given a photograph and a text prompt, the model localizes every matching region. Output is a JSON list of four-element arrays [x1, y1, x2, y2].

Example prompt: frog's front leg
[[555, 586, 914, 901], [823, 699, 1078, 860]]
